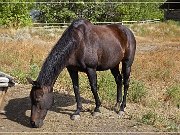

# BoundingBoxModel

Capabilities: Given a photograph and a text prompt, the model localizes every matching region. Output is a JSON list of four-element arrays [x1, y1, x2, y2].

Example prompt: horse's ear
[[27, 77, 41, 88], [26, 77, 34, 85]]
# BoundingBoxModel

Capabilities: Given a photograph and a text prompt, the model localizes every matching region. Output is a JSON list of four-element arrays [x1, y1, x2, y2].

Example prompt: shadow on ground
[[2, 92, 92, 128]]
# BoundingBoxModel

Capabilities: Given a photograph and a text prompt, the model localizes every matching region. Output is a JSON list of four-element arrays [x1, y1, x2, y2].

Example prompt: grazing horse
[[27, 19, 136, 128]]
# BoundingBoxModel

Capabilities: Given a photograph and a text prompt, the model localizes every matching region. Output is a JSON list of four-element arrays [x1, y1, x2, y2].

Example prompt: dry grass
[[0, 28, 59, 82], [0, 21, 179, 131], [131, 20, 180, 43]]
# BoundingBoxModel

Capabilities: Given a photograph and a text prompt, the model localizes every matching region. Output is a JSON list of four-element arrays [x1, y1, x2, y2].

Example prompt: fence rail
[[33, 19, 160, 28]]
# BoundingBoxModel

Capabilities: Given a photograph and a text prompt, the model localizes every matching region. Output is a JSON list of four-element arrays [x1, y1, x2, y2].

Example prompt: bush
[[0, 0, 34, 28]]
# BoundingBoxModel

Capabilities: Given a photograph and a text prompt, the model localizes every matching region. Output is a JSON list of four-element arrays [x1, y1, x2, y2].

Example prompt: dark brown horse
[[27, 19, 136, 128]]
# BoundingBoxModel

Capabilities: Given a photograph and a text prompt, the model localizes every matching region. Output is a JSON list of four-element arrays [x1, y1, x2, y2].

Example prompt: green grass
[[128, 79, 147, 103], [28, 63, 40, 81], [56, 70, 147, 106], [139, 111, 157, 125], [165, 84, 180, 108]]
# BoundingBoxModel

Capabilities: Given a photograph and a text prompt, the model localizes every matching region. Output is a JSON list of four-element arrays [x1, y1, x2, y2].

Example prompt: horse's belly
[[97, 59, 121, 71], [97, 47, 124, 70]]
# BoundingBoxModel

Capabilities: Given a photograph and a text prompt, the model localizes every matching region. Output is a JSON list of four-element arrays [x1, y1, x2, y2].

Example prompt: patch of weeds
[[166, 122, 179, 132], [28, 63, 40, 80], [147, 99, 160, 109], [11, 68, 27, 83], [151, 115, 179, 132], [63, 70, 117, 104], [97, 71, 116, 103], [165, 84, 180, 108], [128, 79, 147, 103], [55, 69, 73, 92], [79, 71, 117, 104], [147, 68, 171, 81], [139, 111, 157, 125], [130, 24, 149, 37]]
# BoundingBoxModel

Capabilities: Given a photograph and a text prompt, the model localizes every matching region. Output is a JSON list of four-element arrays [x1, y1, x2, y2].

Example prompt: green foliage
[[35, 0, 164, 23], [139, 111, 157, 125], [0, 0, 164, 27], [28, 63, 40, 80], [35, 0, 77, 23], [166, 122, 179, 132], [128, 79, 147, 103], [97, 71, 116, 103], [165, 84, 180, 108], [0, 0, 34, 28], [11, 68, 27, 84]]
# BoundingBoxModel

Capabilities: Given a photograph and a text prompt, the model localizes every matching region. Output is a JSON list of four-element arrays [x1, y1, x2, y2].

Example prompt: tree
[[0, 0, 35, 28], [0, 0, 164, 27]]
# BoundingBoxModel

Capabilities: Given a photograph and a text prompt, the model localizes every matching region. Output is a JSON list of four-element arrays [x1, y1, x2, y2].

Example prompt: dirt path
[[0, 84, 160, 133]]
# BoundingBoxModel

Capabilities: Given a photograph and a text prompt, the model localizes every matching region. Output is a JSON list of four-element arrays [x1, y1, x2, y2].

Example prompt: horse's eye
[[36, 97, 42, 102]]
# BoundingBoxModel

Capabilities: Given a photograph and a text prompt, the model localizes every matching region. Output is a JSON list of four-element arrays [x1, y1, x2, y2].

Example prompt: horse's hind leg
[[110, 66, 123, 113], [86, 68, 101, 116], [120, 60, 131, 113], [68, 68, 82, 120]]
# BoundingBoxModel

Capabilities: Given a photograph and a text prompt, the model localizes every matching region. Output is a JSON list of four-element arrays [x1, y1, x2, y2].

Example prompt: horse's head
[[27, 78, 54, 128]]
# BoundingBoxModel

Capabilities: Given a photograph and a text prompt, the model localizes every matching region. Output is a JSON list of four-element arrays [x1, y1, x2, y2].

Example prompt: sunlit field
[[0, 21, 179, 131]]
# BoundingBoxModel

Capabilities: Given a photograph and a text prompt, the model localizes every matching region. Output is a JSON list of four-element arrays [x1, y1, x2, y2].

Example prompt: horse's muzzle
[[30, 119, 43, 128]]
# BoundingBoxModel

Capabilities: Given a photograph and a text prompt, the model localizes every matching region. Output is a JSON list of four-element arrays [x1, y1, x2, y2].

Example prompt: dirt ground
[[0, 84, 162, 134]]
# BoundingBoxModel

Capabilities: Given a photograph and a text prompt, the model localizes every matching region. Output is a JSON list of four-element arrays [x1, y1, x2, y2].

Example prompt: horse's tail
[[119, 25, 136, 67]]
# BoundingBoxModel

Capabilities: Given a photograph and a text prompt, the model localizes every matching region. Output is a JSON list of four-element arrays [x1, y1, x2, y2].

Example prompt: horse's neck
[[37, 33, 76, 86]]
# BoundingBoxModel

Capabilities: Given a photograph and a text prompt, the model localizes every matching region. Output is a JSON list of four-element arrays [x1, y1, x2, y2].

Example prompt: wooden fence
[[33, 19, 160, 28]]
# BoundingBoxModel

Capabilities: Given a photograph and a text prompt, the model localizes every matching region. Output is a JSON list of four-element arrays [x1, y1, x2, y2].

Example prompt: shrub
[[0, 0, 34, 28]]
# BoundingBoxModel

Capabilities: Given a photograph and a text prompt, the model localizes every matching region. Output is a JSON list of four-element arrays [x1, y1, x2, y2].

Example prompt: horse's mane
[[37, 24, 78, 86]]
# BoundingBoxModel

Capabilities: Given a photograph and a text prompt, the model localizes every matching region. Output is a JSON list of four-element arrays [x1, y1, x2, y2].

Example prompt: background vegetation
[[0, 0, 164, 28], [0, 0, 34, 28]]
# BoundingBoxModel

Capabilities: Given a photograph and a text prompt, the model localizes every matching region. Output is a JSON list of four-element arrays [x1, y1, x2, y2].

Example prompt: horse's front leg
[[67, 68, 82, 120], [86, 68, 101, 116]]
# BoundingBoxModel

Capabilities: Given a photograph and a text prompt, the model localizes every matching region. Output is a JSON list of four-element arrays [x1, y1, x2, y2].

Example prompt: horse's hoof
[[0, 110, 6, 114], [118, 111, 125, 116], [70, 114, 80, 120], [114, 106, 120, 113], [92, 111, 101, 117], [114, 103, 120, 113]]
